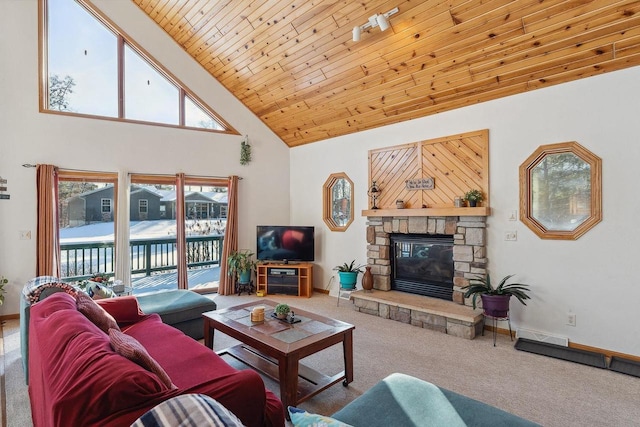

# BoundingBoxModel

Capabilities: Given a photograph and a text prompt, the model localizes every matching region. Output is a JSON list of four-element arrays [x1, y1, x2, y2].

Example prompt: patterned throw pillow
[[22, 275, 60, 298], [76, 291, 120, 333], [132, 394, 244, 427], [108, 328, 176, 390], [288, 407, 354, 427], [84, 281, 116, 299], [25, 280, 78, 304]]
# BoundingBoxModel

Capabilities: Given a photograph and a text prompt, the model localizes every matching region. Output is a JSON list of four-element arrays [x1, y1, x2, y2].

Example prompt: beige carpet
[[3, 293, 640, 426]]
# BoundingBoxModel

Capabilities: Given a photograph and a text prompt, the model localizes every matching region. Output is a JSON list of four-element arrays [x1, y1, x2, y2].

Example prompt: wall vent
[[516, 328, 569, 347]]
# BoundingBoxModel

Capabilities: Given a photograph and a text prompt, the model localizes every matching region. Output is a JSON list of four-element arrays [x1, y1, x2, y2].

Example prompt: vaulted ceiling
[[133, 0, 640, 147]]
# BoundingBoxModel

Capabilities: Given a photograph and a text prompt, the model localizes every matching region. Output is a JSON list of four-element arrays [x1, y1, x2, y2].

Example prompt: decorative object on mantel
[[463, 189, 484, 207], [361, 267, 373, 292], [396, 200, 404, 209], [405, 177, 434, 190], [240, 135, 252, 165], [367, 181, 381, 210], [454, 197, 464, 207]]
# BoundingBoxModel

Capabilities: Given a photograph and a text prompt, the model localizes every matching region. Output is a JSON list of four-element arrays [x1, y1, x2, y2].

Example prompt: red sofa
[[28, 292, 285, 427]]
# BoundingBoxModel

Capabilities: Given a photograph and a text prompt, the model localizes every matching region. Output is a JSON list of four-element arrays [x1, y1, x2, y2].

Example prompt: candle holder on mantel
[[368, 181, 381, 209]]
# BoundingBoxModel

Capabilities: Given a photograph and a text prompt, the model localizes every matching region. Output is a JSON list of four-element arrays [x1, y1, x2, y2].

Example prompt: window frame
[[101, 198, 112, 213], [38, 0, 238, 136], [519, 141, 602, 240]]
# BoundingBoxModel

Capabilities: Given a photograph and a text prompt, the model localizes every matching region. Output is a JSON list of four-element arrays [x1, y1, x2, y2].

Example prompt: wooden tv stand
[[256, 263, 313, 298]]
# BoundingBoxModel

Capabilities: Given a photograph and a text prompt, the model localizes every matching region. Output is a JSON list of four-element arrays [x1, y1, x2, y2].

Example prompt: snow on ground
[[60, 219, 226, 242]]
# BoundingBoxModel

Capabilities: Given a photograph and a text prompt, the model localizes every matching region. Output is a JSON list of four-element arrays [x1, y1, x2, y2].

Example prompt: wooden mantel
[[362, 207, 491, 217]]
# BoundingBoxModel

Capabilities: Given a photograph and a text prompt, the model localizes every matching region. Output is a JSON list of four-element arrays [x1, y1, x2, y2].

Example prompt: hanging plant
[[240, 135, 252, 165]]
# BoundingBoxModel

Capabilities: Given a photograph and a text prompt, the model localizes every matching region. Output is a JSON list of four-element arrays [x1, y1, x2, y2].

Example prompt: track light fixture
[[352, 7, 399, 42]]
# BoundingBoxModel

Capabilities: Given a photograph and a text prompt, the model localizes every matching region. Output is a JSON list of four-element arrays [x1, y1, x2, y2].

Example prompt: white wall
[[0, 0, 290, 315], [291, 66, 640, 356]]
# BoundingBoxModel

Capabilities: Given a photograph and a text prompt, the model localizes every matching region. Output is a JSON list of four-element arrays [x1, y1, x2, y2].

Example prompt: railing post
[[145, 240, 152, 277]]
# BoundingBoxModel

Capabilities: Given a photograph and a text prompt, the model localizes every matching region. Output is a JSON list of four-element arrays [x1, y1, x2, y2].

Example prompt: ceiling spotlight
[[352, 26, 361, 42], [352, 7, 399, 42], [376, 14, 390, 32]]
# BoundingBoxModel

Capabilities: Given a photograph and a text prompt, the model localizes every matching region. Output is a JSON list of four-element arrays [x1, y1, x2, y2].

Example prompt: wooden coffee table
[[203, 300, 354, 411]]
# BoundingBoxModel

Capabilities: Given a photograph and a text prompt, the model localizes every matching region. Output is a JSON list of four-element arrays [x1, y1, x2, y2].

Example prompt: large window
[[56, 171, 228, 294], [41, 0, 235, 134], [58, 171, 118, 280]]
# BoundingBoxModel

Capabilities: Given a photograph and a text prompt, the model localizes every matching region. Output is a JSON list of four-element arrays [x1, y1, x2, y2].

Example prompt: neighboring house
[[67, 185, 117, 226], [66, 185, 229, 224]]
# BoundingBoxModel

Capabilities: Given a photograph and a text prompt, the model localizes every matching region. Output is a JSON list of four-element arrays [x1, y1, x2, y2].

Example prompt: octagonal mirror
[[520, 141, 601, 240], [323, 172, 353, 232]]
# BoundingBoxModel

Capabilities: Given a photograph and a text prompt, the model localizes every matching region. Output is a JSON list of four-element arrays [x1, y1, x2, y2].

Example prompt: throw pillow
[[288, 407, 354, 427], [108, 328, 176, 390], [85, 281, 116, 299], [132, 394, 244, 427], [76, 291, 120, 333], [26, 281, 78, 304], [22, 275, 60, 298]]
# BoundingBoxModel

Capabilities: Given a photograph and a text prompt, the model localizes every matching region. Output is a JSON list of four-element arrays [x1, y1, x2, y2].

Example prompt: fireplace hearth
[[391, 234, 454, 300]]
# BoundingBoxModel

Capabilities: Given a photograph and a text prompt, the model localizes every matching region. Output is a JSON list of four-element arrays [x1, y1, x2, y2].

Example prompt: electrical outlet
[[567, 313, 576, 327], [504, 231, 517, 241]]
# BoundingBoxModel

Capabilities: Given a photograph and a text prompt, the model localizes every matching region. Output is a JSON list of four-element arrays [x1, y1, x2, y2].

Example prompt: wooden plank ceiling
[[133, 0, 640, 147]]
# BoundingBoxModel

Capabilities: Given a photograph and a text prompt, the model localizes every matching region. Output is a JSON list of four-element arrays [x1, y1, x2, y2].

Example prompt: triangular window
[[41, 0, 235, 134]]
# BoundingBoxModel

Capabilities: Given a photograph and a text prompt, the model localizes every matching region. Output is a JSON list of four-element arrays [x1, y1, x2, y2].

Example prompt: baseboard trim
[[313, 287, 330, 294], [0, 314, 19, 322]]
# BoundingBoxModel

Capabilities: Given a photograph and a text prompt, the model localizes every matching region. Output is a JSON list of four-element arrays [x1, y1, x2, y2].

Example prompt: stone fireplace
[[350, 213, 488, 339], [366, 215, 487, 306]]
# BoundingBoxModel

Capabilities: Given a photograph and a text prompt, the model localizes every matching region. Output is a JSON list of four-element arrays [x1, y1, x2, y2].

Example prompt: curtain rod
[[22, 164, 242, 180]]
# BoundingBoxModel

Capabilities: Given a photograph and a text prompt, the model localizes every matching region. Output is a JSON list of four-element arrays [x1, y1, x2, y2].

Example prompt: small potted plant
[[463, 189, 484, 207], [227, 250, 257, 284], [462, 274, 531, 317], [274, 303, 290, 319], [334, 260, 364, 290]]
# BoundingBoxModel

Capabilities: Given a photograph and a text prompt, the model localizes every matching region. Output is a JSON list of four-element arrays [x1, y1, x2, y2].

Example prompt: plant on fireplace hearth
[[462, 274, 531, 317]]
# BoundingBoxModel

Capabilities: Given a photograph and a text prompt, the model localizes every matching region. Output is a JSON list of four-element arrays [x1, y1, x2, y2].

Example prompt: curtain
[[36, 164, 60, 277], [176, 173, 189, 289], [218, 175, 239, 295], [114, 170, 131, 286]]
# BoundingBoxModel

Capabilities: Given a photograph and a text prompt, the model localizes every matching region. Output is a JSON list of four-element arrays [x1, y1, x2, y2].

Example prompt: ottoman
[[331, 373, 539, 427], [137, 289, 217, 340]]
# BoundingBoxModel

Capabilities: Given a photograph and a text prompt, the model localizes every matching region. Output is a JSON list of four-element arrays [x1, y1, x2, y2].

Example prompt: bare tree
[[48, 74, 75, 111]]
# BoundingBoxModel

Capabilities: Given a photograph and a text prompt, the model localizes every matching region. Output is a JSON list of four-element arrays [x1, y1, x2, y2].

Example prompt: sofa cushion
[[76, 291, 120, 333], [97, 295, 146, 325], [132, 394, 244, 427], [109, 328, 175, 390]]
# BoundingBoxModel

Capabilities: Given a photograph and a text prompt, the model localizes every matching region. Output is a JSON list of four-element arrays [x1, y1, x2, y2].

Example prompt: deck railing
[[60, 235, 224, 281]]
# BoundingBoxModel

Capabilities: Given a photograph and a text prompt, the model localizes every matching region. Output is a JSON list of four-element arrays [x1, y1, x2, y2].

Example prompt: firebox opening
[[391, 234, 454, 301]]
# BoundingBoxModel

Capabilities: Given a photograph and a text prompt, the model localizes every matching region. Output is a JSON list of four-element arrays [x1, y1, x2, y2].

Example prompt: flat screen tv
[[256, 225, 315, 262]]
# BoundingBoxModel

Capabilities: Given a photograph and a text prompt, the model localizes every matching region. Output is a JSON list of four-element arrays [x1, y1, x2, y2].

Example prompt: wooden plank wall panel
[[368, 143, 419, 210], [369, 130, 489, 210], [132, 0, 640, 147]]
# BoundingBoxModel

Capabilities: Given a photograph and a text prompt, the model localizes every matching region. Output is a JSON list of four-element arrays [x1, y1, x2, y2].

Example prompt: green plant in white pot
[[274, 303, 290, 319], [463, 189, 484, 207], [334, 260, 364, 290]]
